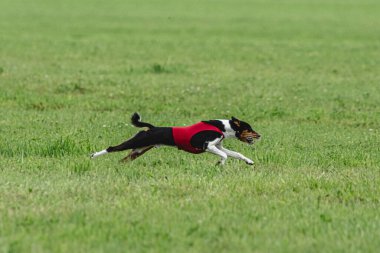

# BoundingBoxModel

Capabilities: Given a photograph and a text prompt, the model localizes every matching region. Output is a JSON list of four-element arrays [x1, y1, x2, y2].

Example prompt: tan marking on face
[[239, 130, 260, 142], [239, 130, 254, 142]]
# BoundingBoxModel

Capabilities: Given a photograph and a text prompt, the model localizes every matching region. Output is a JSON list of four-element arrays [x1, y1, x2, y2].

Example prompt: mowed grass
[[1, 0, 380, 252]]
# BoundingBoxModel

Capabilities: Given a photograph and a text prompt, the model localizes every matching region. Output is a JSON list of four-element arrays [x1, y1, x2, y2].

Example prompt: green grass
[[1, 0, 380, 252]]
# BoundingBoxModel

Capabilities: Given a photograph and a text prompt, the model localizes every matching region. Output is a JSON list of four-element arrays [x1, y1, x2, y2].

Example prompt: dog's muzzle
[[247, 137, 254, 144], [247, 133, 261, 144]]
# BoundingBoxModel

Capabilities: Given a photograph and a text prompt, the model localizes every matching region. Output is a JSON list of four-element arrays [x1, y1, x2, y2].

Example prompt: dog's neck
[[219, 120, 238, 138]]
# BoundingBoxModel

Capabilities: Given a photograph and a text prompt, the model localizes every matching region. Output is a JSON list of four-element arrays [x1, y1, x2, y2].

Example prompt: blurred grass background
[[0, 0, 380, 252]]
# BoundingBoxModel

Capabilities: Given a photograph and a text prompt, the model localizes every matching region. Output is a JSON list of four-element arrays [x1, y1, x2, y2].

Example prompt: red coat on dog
[[172, 122, 224, 154]]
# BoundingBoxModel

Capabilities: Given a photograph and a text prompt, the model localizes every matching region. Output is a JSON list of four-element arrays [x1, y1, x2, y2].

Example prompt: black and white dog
[[91, 113, 261, 165]]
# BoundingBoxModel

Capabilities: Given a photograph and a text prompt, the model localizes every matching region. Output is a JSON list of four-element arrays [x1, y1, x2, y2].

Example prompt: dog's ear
[[231, 116, 240, 127]]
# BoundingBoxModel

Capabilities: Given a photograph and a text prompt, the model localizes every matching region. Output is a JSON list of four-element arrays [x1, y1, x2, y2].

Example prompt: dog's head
[[229, 116, 261, 144]]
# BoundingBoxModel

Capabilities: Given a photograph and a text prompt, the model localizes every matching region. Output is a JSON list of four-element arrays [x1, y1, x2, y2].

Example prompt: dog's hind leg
[[91, 130, 157, 159], [105, 130, 151, 153], [91, 134, 139, 159], [91, 128, 172, 160], [91, 149, 108, 158], [120, 145, 154, 163], [91, 139, 134, 159]]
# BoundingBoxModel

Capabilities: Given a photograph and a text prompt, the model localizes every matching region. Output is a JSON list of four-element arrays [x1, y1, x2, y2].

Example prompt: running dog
[[91, 113, 261, 165]]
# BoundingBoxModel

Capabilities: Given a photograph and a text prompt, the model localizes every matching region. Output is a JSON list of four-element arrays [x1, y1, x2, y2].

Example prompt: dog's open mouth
[[247, 135, 261, 145], [247, 137, 254, 145]]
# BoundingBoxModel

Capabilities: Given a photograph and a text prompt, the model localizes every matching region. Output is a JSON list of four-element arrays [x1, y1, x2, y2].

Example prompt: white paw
[[245, 159, 254, 165], [90, 149, 107, 159]]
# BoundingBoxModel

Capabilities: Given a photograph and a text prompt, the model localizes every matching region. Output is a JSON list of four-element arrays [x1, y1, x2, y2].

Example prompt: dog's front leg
[[216, 143, 254, 165], [206, 138, 227, 165], [207, 145, 228, 165]]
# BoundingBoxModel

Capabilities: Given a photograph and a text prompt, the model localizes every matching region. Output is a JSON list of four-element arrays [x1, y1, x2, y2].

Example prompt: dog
[[91, 113, 261, 165]]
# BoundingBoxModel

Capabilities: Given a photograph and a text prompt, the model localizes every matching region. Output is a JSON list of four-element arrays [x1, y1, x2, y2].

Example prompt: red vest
[[172, 122, 224, 154]]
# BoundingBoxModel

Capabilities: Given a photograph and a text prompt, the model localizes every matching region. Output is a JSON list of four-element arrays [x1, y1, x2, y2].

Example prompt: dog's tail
[[131, 112, 155, 129]]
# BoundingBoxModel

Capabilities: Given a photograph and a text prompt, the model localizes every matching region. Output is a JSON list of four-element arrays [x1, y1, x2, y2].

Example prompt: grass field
[[1, 0, 380, 252]]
